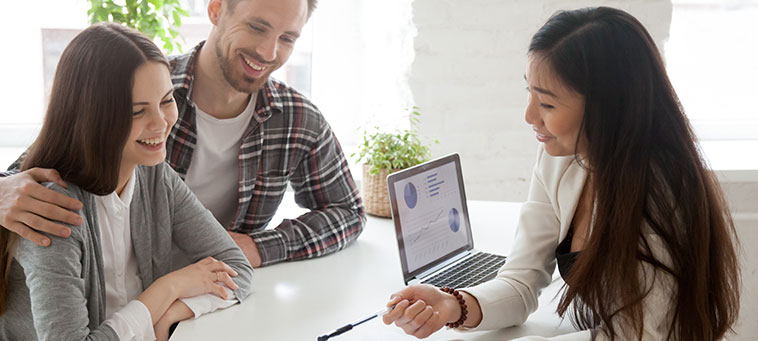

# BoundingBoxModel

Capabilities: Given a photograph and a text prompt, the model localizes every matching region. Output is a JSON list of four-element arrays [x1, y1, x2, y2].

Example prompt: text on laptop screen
[[393, 161, 471, 273]]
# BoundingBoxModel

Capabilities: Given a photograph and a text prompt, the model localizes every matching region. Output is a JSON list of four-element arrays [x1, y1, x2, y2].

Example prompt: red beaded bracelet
[[440, 287, 467, 328]]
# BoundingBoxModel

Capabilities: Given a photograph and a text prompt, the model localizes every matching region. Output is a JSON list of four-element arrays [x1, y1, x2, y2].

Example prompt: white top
[[96, 171, 155, 340], [463, 145, 676, 340], [96, 170, 238, 340], [185, 93, 257, 228]]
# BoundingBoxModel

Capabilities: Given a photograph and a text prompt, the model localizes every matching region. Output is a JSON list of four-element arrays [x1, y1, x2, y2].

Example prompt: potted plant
[[353, 110, 437, 217], [88, 0, 189, 54]]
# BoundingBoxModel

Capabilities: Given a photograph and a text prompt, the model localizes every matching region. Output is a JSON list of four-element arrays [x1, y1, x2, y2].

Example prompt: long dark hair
[[529, 7, 740, 340], [1, 22, 167, 315]]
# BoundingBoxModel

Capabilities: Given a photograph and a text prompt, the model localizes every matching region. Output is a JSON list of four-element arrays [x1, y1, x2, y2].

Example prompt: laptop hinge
[[412, 250, 473, 282]]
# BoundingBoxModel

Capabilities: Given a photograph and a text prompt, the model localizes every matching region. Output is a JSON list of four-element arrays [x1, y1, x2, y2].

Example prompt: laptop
[[387, 153, 506, 288]]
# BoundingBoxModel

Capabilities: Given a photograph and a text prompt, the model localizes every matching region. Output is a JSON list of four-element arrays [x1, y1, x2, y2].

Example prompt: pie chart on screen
[[449, 208, 460, 232], [404, 182, 418, 209]]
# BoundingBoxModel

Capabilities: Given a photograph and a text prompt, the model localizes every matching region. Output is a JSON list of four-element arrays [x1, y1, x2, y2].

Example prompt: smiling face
[[210, 0, 307, 93], [524, 54, 587, 157], [121, 61, 178, 172]]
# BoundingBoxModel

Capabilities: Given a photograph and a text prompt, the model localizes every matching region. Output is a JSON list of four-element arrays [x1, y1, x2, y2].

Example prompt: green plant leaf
[[353, 109, 435, 173], [172, 12, 182, 26], [88, 0, 189, 53]]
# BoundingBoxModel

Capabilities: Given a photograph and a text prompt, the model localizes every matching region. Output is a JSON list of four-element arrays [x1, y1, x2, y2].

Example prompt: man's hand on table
[[227, 231, 263, 267]]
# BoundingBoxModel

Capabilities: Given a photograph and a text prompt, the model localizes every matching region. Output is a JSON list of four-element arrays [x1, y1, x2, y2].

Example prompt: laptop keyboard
[[422, 252, 506, 288]]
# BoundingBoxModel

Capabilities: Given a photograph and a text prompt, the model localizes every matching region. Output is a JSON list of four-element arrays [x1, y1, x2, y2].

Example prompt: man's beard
[[215, 39, 269, 94]]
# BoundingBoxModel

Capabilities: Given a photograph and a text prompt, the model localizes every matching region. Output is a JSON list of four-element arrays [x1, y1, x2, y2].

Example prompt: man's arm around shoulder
[[0, 168, 83, 246]]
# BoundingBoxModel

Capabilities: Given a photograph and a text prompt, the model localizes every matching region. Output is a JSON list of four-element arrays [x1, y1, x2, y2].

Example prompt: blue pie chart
[[404, 183, 418, 209], [449, 208, 460, 232]]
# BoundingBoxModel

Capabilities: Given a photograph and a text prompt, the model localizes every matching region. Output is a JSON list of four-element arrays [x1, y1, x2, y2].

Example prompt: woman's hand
[[163, 256, 240, 300], [154, 300, 193, 341], [139, 256, 240, 324], [382, 284, 462, 339]]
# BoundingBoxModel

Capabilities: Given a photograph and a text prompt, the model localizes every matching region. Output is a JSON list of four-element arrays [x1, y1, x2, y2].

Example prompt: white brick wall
[[411, 0, 672, 202]]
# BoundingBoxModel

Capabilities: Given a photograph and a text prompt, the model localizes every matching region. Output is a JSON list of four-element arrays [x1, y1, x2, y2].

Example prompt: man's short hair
[[225, 0, 318, 19]]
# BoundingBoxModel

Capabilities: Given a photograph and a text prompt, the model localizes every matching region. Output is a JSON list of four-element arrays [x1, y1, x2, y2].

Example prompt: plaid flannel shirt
[[167, 42, 365, 266], [2, 42, 365, 267]]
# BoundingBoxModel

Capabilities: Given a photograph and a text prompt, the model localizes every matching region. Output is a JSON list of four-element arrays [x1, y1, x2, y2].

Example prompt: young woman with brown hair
[[0, 23, 253, 340], [382, 7, 740, 340]]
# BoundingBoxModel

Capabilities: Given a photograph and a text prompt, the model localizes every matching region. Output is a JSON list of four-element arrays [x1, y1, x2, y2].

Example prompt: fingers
[[172, 258, 241, 299], [198, 257, 239, 289], [0, 171, 82, 244], [12, 193, 79, 236], [396, 300, 427, 327], [210, 283, 233, 300], [387, 295, 402, 308], [406, 306, 434, 336], [5, 222, 51, 247], [385, 295, 444, 338], [16, 211, 71, 238], [27, 168, 67, 188], [27, 183, 83, 214], [383, 298, 410, 325], [215, 271, 239, 291], [206, 259, 239, 277], [413, 311, 444, 339]]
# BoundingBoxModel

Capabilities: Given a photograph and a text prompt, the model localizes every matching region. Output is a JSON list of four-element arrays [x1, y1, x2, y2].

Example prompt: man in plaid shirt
[[0, 0, 365, 267]]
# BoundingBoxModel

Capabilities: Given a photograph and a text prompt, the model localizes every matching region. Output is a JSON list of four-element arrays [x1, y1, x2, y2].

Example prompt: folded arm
[[250, 121, 365, 266], [164, 164, 254, 303]]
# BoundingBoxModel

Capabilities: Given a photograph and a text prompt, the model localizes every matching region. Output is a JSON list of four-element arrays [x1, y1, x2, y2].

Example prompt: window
[[0, 0, 417, 174], [665, 0, 758, 141], [0, 0, 318, 169]]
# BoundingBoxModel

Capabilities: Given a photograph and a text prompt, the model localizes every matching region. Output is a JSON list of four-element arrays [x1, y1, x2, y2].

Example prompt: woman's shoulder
[[41, 181, 87, 201], [14, 182, 91, 257], [533, 144, 585, 192], [39, 181, 91, 240]]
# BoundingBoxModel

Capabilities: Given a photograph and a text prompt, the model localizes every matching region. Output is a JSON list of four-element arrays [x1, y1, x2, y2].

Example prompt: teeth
[[138, 138, 163, 146], [243, 56, 265, 71]]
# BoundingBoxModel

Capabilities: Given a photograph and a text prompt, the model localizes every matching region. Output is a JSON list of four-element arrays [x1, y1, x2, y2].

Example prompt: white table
[[171, 200, 578, 340]]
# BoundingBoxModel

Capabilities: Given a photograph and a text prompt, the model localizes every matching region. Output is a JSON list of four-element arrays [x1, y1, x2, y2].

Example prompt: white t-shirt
[[185, 94, 257, 228]]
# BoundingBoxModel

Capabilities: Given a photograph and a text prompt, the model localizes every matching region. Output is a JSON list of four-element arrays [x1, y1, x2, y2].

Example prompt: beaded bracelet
[[440, 287, 467, 328]]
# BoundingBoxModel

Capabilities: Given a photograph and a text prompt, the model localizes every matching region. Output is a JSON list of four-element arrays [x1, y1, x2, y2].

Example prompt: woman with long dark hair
[[382, 7, 740, 340], [0, 23, 253, 340]]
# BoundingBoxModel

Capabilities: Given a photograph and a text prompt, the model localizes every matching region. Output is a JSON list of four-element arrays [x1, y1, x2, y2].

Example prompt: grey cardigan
[[0, 162, 254, 340]]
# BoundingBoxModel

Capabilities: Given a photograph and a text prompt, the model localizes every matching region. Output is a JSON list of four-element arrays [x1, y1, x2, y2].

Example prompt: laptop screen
[[387, 154, 474, 280]]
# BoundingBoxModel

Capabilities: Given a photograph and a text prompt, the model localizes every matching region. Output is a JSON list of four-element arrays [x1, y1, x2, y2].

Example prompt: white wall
[[410, 0, 672, 202], [410, 0, 756, 338]]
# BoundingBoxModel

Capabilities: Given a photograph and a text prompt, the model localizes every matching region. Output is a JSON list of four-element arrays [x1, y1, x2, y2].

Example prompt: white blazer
[[463, 145, 675, 340]]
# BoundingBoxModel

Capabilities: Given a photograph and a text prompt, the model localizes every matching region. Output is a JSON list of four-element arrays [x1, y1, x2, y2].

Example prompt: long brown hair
[[529, 7, 740, 340], [1, 22, 167, 315]]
